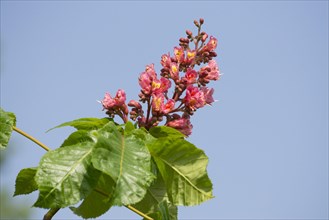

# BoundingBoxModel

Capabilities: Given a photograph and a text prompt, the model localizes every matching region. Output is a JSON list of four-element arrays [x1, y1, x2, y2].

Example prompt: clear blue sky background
[[1, 1, 328, 219]]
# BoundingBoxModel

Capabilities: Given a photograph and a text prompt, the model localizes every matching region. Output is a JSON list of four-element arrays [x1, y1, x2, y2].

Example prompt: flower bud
[[202, 33, 208, 42], [166, 115, 193, 136], [128, 100, 142, 109], [209, 51, 217, 57], [186, 30, 193, 36], [199, 18, 204, 25], [194, 20, 199, 27]]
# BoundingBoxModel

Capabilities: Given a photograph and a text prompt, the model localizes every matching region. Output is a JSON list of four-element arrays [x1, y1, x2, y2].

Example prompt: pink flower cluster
[[101, 19, 220, 136]]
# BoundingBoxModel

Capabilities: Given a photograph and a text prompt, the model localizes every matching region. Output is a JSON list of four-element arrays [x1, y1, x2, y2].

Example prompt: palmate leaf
[[0, 108, 16, 149], [34, 142, 101, 208], [34, 119, 155, 216], [91, 122, 155, 206], [14, 167, 38, 196], [148, 126, 214, 206]]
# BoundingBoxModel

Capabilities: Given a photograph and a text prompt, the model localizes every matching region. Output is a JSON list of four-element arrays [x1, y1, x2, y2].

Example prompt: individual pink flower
[[184, 85, 206, 111], [139, 64, 157, 95], [206, 60, 220, 81], [101, 92, 116, 109], [101, 89, 126, 110], [205, 36, 217, 51], [166, 114, 193, 136], [174, 47, 185, 63], [161, 53, 171, 68], [115, 89, 126, 105], [201, 87, 215, 105], [185, 49, 196, 64], [145, 64, 157, 79], [139, 72, 152, 94], [152, 93, 165, 113], [152, 77, 171, 94], [162, 99, 175, 114], [182, 68, 197, 85], [170, 62, 179, 81], [198, 60, 220, 86]]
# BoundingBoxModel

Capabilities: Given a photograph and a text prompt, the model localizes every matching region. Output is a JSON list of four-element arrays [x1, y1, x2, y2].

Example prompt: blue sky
[[1, 1, 328, 219]]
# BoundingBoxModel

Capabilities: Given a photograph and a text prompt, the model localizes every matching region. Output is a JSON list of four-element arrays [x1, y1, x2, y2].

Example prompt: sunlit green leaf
[[148, 127, 213, 206], [149, 126, 185, 139], [133, 161, 177, 220], [34, 142, 101, 208], [48, 117, 111, 132], [14, 167, 38, 196], [70, 172, 115, 218], [91, 122, 155, 206], [0, 108, 16, 149], [60, 130, 95, 147]]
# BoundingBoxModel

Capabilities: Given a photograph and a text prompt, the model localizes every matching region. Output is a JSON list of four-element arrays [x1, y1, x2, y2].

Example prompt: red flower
[[184, 85, 206, 111], [183, 68, 197, 85], [166, 114, 193, 136], [152, 93, 165, 113], [102, 89, 126, 109], [162, 99, 175, 114], [174, 47, 185, 63], [201, 87, 215, 105]]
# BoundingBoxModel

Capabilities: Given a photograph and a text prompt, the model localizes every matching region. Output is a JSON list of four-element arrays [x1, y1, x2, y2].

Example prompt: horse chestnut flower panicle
[[101, 19, 221, 136]]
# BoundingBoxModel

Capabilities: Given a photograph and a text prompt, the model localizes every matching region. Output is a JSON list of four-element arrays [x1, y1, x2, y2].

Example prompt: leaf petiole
[[13, 126, 51, 152], [43, 208, 60, 220], [126, 205, 153, 220]]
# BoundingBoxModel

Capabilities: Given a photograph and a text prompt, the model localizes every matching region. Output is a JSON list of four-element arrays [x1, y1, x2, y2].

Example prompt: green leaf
[[34, 142, 101, 208], [48, 117, 111, 132], [70, 172, 115, 218], [0, 108, 16, 149], [147, 128, 213, 206], [60, 130, 95, 147], [149, 126, 185, 139], [124, 121, 135, 134], [133, 162, 177, 220], [157, 200, 177, 220], [91, 122, 155, 206], [14, 167, 38, 196]]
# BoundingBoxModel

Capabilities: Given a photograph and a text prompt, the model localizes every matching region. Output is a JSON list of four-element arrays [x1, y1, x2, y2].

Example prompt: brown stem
[[145, 97, 152, 128], [43, 208, 60, 220]]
